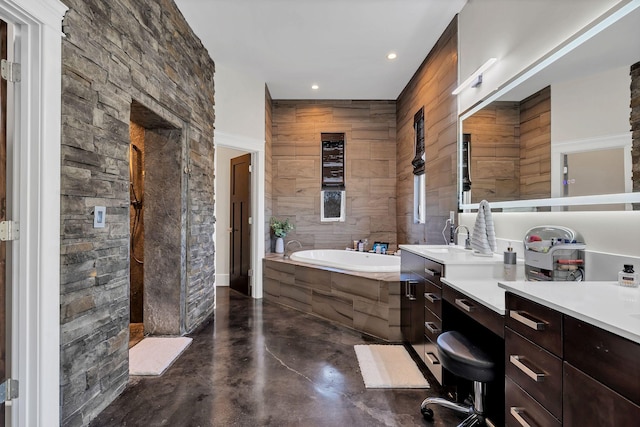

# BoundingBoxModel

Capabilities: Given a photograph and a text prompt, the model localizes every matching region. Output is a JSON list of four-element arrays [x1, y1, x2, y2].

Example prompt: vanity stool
[[420, 331, 495, 426]]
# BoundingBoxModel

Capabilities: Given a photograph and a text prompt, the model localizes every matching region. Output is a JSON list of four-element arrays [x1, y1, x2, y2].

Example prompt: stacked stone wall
[[60, 0, 216, 425], [631, 61, 639, 207]]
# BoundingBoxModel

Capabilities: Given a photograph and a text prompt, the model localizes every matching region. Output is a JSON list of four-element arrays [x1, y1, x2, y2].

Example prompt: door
[[229, 154, 251, 295], [1, 19, 8, 427]]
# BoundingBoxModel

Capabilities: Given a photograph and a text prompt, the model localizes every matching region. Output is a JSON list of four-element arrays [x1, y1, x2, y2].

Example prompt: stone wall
[[631, 61, 640, 206], [60, 0, 216, 425], [270, 100, 397, 251], [396, 17, 458, 245]]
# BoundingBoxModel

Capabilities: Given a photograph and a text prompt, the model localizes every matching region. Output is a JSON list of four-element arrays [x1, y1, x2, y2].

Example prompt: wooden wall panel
[[396, 17, 458, 245], [463, 101, 521, 202], [519, 86, 551, 199], [271, 100, 397, 251]]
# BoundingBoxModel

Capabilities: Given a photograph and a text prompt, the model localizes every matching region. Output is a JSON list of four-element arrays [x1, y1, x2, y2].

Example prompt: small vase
[[275, 237, 285, 254]]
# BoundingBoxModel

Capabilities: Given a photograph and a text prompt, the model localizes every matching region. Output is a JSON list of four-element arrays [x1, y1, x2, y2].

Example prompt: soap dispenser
[[503, 243, 517, 281]]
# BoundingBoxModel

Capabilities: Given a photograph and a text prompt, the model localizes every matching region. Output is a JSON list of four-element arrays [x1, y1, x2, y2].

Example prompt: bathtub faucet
[[284, 240, 302, 259]]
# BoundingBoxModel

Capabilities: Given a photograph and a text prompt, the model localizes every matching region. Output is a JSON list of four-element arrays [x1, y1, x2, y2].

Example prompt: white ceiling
[[175, 0, 467, 100]]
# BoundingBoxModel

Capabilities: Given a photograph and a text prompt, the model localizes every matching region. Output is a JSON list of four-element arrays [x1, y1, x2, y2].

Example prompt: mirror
[[459, 3, 640, 211]]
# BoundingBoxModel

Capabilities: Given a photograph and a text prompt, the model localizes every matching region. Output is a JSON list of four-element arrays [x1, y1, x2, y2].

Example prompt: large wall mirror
[[459, 3, 640, 211]]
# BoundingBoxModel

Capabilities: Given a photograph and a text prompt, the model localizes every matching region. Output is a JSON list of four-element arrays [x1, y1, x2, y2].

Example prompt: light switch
[[94, 206, 106, 228]]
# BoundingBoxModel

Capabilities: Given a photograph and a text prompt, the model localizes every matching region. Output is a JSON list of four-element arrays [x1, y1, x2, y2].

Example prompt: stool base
[[420, 381, 489, 427]]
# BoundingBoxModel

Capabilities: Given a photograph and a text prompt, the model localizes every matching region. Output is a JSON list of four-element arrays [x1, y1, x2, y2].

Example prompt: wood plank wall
[[519, 86, 551, 199], [265, 86, 274, 249], [396, 17, 458, 245], [270, 100, 397, 251], [464, 101, 521, 202]]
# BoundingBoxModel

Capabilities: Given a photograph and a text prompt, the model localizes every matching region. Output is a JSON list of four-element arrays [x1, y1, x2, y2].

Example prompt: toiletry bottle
[[503, 243, 517, 281], [619, 264, 639, 287], [357, 240, 363, 252]]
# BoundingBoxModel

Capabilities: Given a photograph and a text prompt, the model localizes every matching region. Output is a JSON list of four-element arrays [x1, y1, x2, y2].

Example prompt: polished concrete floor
[[90, 288, 462, 426]]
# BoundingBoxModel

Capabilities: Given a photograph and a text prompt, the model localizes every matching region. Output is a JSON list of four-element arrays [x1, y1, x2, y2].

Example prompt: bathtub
[[289, 249, 400, 273]]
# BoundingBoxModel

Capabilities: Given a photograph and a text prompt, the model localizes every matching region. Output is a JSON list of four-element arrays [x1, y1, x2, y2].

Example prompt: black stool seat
[[437, 331, 495, 383]]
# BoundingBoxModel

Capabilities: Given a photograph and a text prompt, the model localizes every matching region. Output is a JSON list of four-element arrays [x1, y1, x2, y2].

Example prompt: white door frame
[[0, 0, 66, 425], [215, 131, 265, 298]]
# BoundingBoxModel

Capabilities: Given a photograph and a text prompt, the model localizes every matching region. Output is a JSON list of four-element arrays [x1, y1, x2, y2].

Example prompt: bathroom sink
[[418, 245, 469, 254]]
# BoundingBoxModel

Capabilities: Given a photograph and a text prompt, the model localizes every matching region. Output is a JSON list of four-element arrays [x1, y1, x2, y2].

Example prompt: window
[[413, 108, 426, 224]]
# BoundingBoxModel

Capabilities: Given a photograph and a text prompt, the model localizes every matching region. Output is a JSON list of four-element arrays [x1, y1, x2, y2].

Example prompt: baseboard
[[216, 273, 229, 286]]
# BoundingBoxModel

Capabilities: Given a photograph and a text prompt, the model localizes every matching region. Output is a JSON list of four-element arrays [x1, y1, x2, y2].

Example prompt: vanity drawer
[[423, 280, 442, 318], [564, 316, 640, 405], [424, 339, 442, 385], [505, 293, 562, 357], [444, 285, 504, 338], [423, 258, 443, 288], [505, 327, 562, 419], [424, 306, 442, 342], [505, 376, 560, 427]]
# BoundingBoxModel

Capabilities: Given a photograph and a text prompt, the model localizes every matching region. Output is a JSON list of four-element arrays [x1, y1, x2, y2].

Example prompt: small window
[[321, 190, 345, 222], [414, 172, 426, 224], [413, 108, 425, 223]]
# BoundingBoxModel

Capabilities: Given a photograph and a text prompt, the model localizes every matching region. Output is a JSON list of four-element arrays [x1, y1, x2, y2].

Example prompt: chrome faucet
[[284, 240, 302, 259], [455, 225, 472, 250]]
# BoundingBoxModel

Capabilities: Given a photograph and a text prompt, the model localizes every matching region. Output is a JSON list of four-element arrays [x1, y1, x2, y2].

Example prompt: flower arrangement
[[270, 217, 294, 238]]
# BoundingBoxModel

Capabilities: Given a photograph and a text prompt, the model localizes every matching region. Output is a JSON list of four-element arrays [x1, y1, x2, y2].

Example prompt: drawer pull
[[425, 322, 440, 334], [424, 268, 440, 277], [509, 407, 532, 427], [424, 292, 440, 303], [406, 280, 418, 300], [510, 310, 546, 330], [510, 355, 545, 382], [455, 298, 475, 312], [425, 352, 440, 365]]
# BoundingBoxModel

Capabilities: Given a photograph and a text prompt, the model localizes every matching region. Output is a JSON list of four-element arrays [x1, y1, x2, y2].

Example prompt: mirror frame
[[458, 1, 640, 211]]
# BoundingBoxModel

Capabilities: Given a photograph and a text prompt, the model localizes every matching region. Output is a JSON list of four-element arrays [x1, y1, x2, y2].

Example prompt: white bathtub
[[289, 249, 400, 273]]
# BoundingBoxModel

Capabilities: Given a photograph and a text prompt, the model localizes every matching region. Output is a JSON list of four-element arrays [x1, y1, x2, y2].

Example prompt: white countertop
[[499, 281, 640, 344], [400, 244, 504, 265], [442, 278, 506, 315]]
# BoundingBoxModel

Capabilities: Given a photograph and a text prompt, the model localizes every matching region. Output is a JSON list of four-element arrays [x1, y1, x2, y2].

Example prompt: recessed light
[[311, 84, 319, 90], [387, 52, 397, 60]]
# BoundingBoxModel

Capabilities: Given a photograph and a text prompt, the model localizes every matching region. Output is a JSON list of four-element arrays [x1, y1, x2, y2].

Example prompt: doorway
[[129, 101, 183, 336], [229, 153, 251, 295], [1, 19, 8, 427], [129, 122, 145, 348]]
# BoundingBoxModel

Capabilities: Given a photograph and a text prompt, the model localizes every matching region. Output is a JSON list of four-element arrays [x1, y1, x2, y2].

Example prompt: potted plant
[[270, 217, 294, 253]]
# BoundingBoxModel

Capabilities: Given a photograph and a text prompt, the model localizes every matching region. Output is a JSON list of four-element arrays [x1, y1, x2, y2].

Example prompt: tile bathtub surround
[[263, 255, 401, 341]]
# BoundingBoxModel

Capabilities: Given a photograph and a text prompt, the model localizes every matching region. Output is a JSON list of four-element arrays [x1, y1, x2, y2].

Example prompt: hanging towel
[[470, 200, 497, 255]]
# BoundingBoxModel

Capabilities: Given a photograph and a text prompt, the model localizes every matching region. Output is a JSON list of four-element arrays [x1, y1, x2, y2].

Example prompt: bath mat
[[129, 337, 193, 376], [354, 344, 429, 389]]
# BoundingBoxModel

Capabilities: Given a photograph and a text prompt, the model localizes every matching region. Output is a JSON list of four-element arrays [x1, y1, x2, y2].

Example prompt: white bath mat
[[129, 337, 193, 376], [354, 344, 429, 389]]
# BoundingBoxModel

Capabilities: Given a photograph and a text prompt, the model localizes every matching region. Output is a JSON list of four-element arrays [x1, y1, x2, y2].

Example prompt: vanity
[[400, 245, 640, 427]]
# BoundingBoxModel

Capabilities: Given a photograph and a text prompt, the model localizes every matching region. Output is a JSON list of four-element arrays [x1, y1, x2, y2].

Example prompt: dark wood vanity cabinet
[[423, 257, 443, 384], [401, 251, 426, 361], [505, 292, 640, 426], [400, 251, 443, 384]]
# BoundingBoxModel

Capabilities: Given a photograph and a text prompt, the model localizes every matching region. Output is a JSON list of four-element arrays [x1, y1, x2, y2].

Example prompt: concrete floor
[[90, 288, 462, 426]]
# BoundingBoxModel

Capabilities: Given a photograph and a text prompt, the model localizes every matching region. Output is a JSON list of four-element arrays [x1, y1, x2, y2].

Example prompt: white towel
[[470, 200, 497, 255]]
